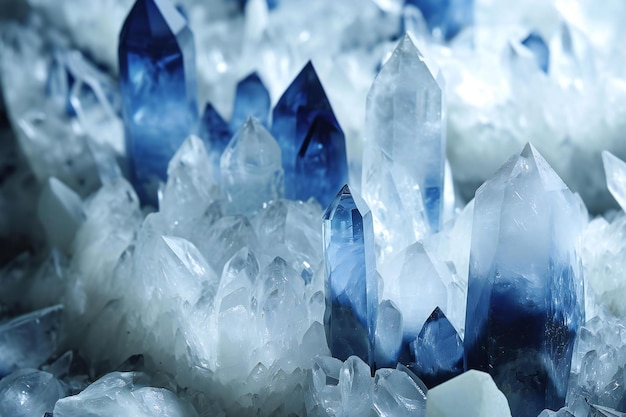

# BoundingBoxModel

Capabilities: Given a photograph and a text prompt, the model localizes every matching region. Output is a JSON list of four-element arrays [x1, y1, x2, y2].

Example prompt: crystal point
[[521, 32, 550, 73], [272, 61, 348, 205], [323, 185, 377, 368], [362, 34, 445, 261], [602, 151, 626, 212], [464, 144, 585, 417], [195, 103, 232, 182], [118, 0, 198, 205], [231, 72, 271, 131]]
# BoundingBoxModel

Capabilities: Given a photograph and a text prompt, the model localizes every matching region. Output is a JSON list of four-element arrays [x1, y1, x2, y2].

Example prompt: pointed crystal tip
[[602, 150, 626, 212]]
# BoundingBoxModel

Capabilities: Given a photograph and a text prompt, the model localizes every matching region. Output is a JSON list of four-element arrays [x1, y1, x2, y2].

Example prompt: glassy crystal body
[[272, 61, 348, 205], [196, 103, 232, 181], [118, 0, 198, 205], [464, 144, 585, 417], [230, 72, 271, 132], [404, 0, 473, 41], [221, 118, 284, 215], [522, 32, 550, 73], [362, 34, 444, 260], [323, 185, 377, 368], [411, 307, 463, 388]]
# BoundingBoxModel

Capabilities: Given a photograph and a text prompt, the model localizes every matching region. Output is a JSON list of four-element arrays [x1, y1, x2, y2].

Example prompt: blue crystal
[[522, 32, 550, 73], [323, 184, 377, 368], [0, 305, 63, 377], [404, 0, 474, 41], [464, 144, 585, 417], [118, 0, 198, 205], [238, 0, 278, 10], [272, 61, 348, 205], [411, 307, 463, 388], [195, 103, 232, 181], [230, 72, 271, 132]]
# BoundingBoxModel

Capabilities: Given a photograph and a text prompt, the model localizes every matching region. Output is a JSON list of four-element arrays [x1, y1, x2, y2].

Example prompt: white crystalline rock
[[37, 177, 85, 253], [0, 369, 67, 417], [425, 370, 512, 417], [221, 118, 284, 215], [53, 372, 197, 417], [363, 33, 444, 263], [602, 151, 626, 212]]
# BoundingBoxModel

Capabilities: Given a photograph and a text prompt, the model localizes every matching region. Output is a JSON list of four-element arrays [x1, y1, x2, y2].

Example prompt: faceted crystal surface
[[118, 0, 198, 205], [0, 369, 68, 417], [230, 72, 271, 131], [602, 151, 626, 212], [0, 305, 63, 377], [521, 32, 550, 73], [195, 103, 232, 182], [411, 307, 463, 388], [271, 61, 348, 205], [404, 0, 473, 41], [362, 33, 445, 262], [374, 299, 404, 369], [220, 118, 284, 215], [464, 144, 585, 417], [323, 185, 377, 368]]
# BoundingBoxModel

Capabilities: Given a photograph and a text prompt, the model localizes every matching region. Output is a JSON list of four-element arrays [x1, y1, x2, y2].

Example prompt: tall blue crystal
[[464, 144, 585, 417], [230, 72, 271, 132], [404, 0, 474, 41], [195, 103, 232, 181], [323, 184, 377, 368], [411, 307, 463, 388], [522, 32, 550, 73], [272, 61, 348, 205], [118, 0, 198, 204]]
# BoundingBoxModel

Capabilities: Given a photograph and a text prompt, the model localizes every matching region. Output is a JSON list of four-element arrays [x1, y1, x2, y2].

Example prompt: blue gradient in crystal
[[295, 110, 348, 207], [411, 307, 463, 388], [404, 0, 474, 41], [230, 72, 270, 132], [118, 0, 198, 205], [272, 61, 348, 203], [237, 0, 278, 10], [522, 32, 550, 73], [196, 103, 232, 180], [323, 185, 377, 368]]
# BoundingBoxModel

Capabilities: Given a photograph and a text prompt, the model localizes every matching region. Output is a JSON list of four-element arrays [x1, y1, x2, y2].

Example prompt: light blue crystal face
[[195, 103, 232, 182], [118, 0, 198, 205], [404, 0, 474, 41], [230, 72, 271, 132], [323, 185, 377, 368], [271, 61, 348, 205], [0, 369, 68, 417], [411, 307, 463, 388], [464, 144, 585, 417], [522, 32, 550, 73]]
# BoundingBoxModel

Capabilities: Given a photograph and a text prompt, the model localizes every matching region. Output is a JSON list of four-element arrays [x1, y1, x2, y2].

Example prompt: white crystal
[[373, 368, 427, 417], [374, 300, 403, 368], [425, 370, 512, 417], [221, 118, 284, 215], [0, 369, 67, 417]]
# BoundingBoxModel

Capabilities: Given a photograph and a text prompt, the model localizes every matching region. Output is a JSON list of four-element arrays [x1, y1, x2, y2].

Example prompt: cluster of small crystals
[[1, 0, 626, 416]]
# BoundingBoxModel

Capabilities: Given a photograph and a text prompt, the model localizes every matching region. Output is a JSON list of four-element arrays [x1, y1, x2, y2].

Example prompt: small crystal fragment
[[425, 370, 512, 417], [373, 368, 427, 417], [220, 118, 284, 215], [602, 151, 626, 212], [323, 185, 377, 368], [231, 72, 271, 131], [374, 300, 403, 369], [118, 0, 198, 204], [272, 61, 348, 205], [411, 307, 463, 388], [0, 369, 67, 417]]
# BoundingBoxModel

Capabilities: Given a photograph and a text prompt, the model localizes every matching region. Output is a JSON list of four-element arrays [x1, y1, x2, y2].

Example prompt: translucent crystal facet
[[602, 151, 626, 212], [464, 144, 585, 417], [0, 369, 68, 417], [195, 103, 232, 182], [118, 0, 198, 205], [220, 118, 284, 215], [230, 72, 271, 132], [271, 61, 348, 205], [411, 307, 463, 388], [404, 0, 474, 41], [521, 32, 550, 73], [323, 185, 377, 368], [362, 34, 445, 261]]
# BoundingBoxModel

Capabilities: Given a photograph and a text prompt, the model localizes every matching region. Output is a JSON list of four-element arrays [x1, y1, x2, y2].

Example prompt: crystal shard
[[464, 144, 585, 417], [195, 103, 232, 182], [271, 61, 348, 205], [374, 300, 404, 369], [118, 0, 198, 205], [373, 368, 427, 417], [0, 369, 68, 417], [323, 185, 377, 368], [411, 307, 463, 388], [230, 72, 271, 131], [404, 0, 473, 41], [362, 34, 445, 261], [521, 32, 550, 73], [220, 118, 284, 215], [602, 151, 626, 212]]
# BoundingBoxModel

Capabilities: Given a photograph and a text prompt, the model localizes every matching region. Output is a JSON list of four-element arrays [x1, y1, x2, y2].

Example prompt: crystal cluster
[[2, 0, 626, 416]]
